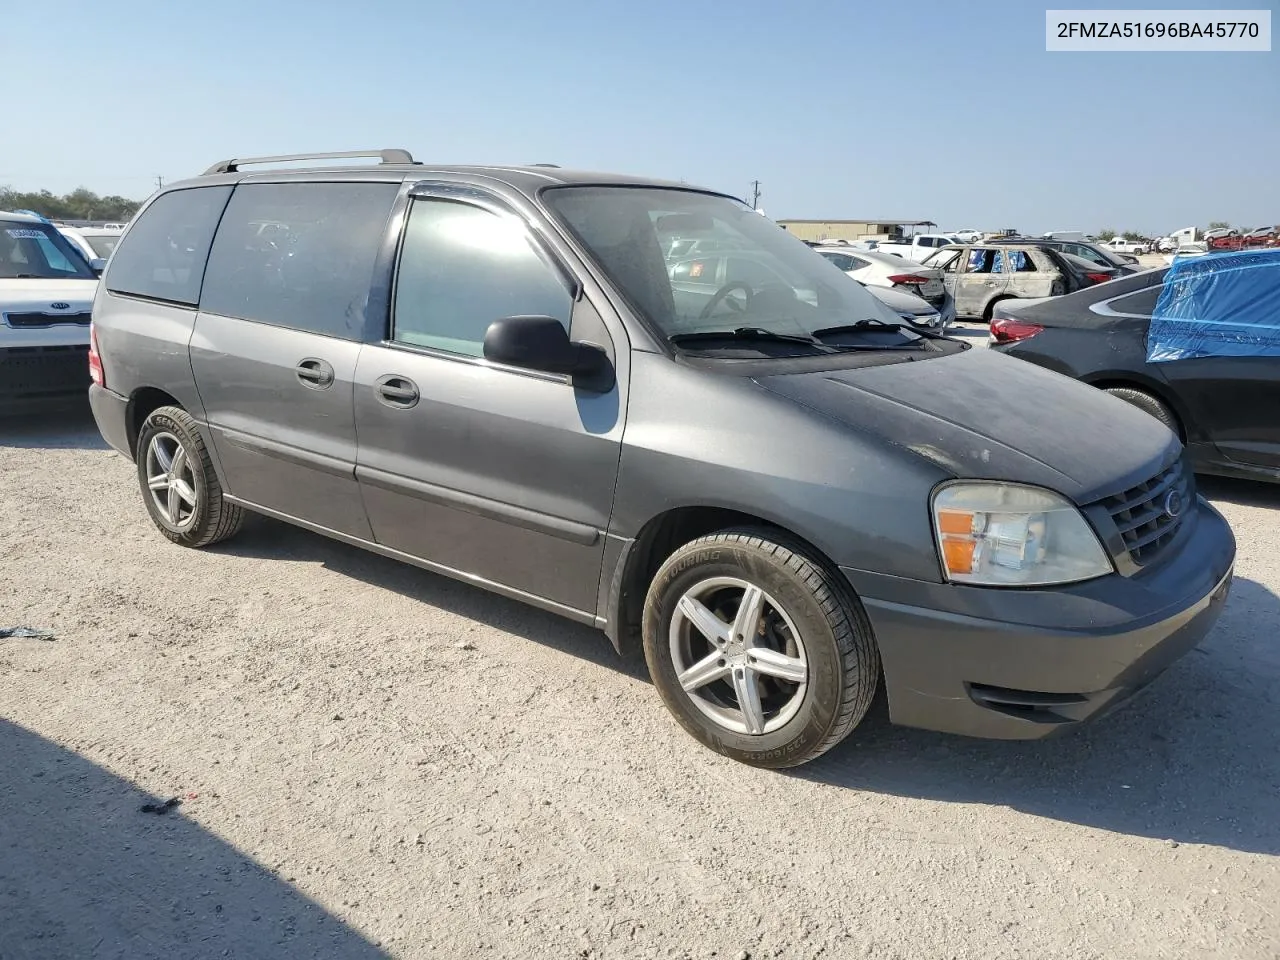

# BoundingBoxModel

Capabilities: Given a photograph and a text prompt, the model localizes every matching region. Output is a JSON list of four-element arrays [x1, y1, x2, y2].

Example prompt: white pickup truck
[[1102, 237, 1151, 255], [874, 233, 959, 262]]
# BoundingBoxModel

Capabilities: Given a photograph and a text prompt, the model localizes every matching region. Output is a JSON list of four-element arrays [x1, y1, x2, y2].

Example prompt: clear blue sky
[[3, 0, 1276, 235]]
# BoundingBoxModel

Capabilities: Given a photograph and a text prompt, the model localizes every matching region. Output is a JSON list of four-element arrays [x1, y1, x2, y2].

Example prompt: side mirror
[[483, 315, 613, 390], [89, 258, 107, 276]]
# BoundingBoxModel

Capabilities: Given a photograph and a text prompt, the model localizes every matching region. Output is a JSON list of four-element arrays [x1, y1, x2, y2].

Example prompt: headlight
[[932, 482, 1112, 586]]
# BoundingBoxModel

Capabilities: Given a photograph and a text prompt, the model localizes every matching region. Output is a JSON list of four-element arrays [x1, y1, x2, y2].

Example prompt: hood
[[1, 277, 98, 311], [1, 278, 97, 349], [754, 347, 1179, 503]]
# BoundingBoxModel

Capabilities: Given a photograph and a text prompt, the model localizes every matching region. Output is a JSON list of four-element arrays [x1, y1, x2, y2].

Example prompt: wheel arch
[[603, 505, 840, 657], [126, 386, 184, 459], [1078, 372, 1192, 442]]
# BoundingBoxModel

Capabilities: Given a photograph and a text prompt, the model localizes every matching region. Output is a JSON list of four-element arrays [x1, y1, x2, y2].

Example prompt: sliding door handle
[[296, 358, 335, 389], [375, 374, 420, 409]]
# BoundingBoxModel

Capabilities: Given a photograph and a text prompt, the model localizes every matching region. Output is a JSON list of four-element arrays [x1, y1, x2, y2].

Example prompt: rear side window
[[820, 252, 855, 271], [200, 181, 399, 339], [1108, 285, 1161, 316], [105, 186, 232, 304]]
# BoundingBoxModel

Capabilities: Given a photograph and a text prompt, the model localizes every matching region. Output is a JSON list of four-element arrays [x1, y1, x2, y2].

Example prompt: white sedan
[[814, 245, 948, 309]]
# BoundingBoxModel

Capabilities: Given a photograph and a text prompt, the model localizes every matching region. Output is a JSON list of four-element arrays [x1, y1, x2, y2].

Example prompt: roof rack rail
[[530, 163, 561, 168], [201, 149, 416, 176]]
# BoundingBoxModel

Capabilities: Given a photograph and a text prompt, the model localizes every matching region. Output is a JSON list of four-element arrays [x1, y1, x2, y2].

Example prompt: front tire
[[136, 405, 245, 547], [642, 528, 879, 768]]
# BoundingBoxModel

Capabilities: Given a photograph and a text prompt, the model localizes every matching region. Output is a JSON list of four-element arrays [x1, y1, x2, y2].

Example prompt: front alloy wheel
[[669, 576, 808, 735], [643, 528, 880, 768]]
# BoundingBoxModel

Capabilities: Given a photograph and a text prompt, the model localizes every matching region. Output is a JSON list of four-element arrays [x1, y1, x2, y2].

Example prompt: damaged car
[[923, 243, 1115, 320]]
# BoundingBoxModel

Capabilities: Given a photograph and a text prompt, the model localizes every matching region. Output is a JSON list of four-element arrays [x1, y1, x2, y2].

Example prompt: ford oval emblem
[[1163, 489, 1184, 520], [50, 302, 70, 310]]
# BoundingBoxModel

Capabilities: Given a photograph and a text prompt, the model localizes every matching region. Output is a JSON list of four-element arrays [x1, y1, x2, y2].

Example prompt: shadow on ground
[[0, 718, 388, 959], [214, 515, 647, 681], [798, 575, 1280, 857], [0, 402, 106, 451], [19, 415, 1275, 856], [221, 518, 1278, 855], [1198, 474, 1280, 509]]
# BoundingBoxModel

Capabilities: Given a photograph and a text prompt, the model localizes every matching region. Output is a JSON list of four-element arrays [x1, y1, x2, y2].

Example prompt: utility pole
[[750, 180, 761, 210]]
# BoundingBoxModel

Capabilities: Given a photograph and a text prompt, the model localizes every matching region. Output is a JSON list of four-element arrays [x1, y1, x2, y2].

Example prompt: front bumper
[[843, 498, 1236, 739], [0, 344, 91, 411]]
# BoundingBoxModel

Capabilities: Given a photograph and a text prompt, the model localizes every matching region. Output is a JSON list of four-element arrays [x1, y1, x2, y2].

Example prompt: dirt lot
[[2, 406, 1278, 960]]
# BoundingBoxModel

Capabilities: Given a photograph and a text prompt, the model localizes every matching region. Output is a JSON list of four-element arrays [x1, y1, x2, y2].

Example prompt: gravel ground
[[2, 405, 1278, 960]]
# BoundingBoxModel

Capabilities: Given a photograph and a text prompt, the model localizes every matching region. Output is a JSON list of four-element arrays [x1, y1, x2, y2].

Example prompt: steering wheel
[[699, 281, 752, 320]]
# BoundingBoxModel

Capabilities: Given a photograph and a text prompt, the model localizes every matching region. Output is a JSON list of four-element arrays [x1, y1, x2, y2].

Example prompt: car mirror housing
[[483, 315, 613, 391]]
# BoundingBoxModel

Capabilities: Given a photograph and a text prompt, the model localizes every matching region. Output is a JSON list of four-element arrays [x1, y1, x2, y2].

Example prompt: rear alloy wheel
[[1103, 387, 1180, 435], [135, 405, 245, 547], [642, 528, 879, 768]]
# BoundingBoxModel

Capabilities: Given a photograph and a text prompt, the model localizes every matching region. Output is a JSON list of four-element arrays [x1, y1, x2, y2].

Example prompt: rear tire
[[1104, 387, 1180, 435], [136, 405, 245, 547], [642, 527, 879, 768]]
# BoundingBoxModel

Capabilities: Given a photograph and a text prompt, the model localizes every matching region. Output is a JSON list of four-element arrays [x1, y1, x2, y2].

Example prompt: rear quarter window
[[105, 186, 232, 304], [200, 181, 399, 339], [1108, 285, 1162, 316]]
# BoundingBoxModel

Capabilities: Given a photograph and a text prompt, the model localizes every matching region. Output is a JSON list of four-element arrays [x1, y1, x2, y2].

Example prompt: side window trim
[[404, 181, 581, 301], [1090, 284, 1164, 319]]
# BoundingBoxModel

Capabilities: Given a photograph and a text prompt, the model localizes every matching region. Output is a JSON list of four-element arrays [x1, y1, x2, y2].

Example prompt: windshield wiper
[[812, 318, 944, 344], [669, 327, 844, 353]]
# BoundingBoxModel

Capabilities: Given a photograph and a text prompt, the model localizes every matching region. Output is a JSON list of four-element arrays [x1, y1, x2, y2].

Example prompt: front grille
[[1102, 460, 1193, 565], [4, 311, 91, 327]]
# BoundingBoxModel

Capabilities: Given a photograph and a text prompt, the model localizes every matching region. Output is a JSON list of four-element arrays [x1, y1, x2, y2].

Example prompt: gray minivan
[[88, 150, 1236, 768]]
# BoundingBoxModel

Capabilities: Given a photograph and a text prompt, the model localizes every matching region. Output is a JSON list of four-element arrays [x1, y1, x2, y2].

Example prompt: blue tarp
[[1147, 248, 1280, 362]]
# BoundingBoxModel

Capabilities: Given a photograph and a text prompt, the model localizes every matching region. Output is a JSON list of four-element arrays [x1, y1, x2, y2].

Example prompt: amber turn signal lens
[[937, 509, 975, 536], [941, 537, 976, 575]]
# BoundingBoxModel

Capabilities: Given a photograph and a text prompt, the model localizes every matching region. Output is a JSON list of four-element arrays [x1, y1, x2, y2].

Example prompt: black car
[[991, 237, 1140, 273], [990, 266, 1280, 484]]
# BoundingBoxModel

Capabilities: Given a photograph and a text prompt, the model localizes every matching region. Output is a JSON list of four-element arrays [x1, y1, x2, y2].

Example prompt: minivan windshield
[[543, 187, 903, 349], [0, 220, 96, 280]]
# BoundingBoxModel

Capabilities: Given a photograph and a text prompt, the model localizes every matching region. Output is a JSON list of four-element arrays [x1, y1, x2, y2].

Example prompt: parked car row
[[917, 242, 1120, 320]]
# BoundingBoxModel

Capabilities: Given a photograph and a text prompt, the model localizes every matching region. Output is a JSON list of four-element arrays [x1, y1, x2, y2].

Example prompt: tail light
[[990, 317, 1044, 344], [888, 274, 931, 286], [1086, 272, 1112, 285], [88, 321, 105, 387]]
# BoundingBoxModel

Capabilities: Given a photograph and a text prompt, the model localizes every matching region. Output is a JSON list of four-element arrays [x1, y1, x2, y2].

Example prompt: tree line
[[1, 186, 142, 222]]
